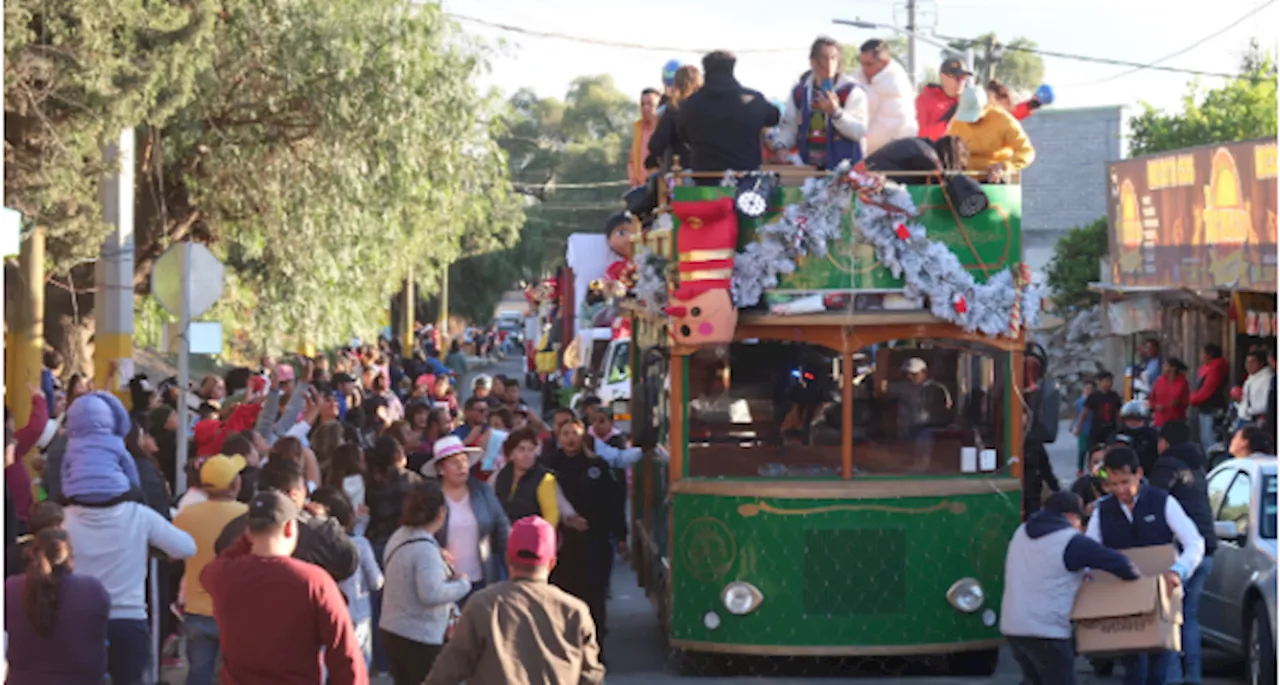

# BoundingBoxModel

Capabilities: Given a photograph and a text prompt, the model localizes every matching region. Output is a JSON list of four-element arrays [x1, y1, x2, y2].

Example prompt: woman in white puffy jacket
[[851, 39, 919, 156]]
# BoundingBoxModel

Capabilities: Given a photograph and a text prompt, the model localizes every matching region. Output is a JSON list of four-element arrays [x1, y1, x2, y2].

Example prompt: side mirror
[[1214, 520, 1243, 542]]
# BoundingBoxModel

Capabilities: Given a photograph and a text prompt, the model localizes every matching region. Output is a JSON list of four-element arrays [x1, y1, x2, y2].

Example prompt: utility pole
[[5, 228, 45, 427], [906, 0, 919, 89], [95, 129, 136, 396], [984, 35, 998, 83], [401, 267, 415, 356], [439, 262, 450, 347]]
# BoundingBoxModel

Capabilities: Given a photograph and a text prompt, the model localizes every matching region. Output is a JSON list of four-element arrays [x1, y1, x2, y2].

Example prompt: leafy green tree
[[7, 0, 524, 356], [1128, 41, 1277, 157], [944, 33, 1044, 91], [1046, 218, 1108, 310], [442, 75, 634, 322], [3, 1, 219, 271]]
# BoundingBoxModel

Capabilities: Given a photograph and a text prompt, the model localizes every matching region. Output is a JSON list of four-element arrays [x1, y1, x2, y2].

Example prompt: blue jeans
[[1121, 651, 1170, 685], [184, 613, 220, 685], [107, 618, 155, 685], [1197, 412, 1217, 454], [1168, 554, 1214, 685]]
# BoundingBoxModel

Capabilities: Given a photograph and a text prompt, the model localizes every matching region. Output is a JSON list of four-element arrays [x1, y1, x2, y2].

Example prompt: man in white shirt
[[1237, 350, 1274, 425], [851, 39, 919, 155], [1085, 445, 1205, 685], [771, 37, 869, 170]]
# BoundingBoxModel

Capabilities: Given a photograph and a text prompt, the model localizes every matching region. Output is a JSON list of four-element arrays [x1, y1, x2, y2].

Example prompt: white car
[[1202, 455, 1277, 685]]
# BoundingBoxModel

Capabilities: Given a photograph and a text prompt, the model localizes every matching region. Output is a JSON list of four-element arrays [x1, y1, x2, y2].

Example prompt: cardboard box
[[1071, 544, 1184, 656]]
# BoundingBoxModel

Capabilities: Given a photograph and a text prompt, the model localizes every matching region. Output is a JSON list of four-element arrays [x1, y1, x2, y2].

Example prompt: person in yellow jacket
[[945, 84, 1035, 183]]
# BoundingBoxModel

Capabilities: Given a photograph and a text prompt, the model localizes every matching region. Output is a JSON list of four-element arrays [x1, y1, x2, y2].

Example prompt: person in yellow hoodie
[[945, 84, 1035, 183]]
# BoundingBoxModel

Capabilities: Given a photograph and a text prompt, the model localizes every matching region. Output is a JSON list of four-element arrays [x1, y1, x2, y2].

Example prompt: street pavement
[[159, 355, 1245, 684]]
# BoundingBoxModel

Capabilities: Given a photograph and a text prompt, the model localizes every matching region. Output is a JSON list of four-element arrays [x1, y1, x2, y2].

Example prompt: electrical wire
[[1058, 0, 1277, 86], [448, 14, 803, 54], [455, 10, 1259, 80]]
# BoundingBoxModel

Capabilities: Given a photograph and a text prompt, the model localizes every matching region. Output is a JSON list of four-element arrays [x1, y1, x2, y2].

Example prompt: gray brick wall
[[1019, 106, 1127, 273]]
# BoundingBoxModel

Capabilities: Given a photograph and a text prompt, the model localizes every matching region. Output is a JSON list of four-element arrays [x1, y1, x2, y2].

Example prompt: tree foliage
[[944, 33, 1043, 91], [442, 75, 634, 321], [1128, 41, 1277, 157], [1046, 217, 1108, 311], [5, 0, 525, 354], [4, 1, 219, 267]]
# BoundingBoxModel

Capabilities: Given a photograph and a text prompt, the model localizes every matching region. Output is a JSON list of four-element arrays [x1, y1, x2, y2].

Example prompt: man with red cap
[[424, 516, 605, 684]]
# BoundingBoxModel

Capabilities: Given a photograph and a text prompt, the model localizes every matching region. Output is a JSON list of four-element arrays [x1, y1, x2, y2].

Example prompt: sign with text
[[1107, 139, 1278, 291]]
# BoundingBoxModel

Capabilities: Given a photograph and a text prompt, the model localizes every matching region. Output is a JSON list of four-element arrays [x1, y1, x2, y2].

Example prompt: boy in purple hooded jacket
[[60, 391, 143, 506]]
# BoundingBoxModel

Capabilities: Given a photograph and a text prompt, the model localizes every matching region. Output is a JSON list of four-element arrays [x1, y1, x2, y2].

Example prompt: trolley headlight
[[721, 581, 764, 616], [946, 578, 985, 613]]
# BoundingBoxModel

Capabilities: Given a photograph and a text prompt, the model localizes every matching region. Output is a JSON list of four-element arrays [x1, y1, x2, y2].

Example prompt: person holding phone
[[772, 37, 869, 170]]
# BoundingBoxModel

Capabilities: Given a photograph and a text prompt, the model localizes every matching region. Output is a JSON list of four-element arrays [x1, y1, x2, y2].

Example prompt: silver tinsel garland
[[730, 163, 850, 307], [853, 181, 1044, 337]]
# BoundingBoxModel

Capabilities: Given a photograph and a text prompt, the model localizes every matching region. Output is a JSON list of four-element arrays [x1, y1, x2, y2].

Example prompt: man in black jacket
[[677, 50, 781, 177], [213, 458, 359, 582], [1149, 420, 1216, 685]]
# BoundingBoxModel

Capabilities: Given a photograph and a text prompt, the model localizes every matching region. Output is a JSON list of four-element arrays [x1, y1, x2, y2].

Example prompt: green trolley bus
[[623, 166, 1034, 674]]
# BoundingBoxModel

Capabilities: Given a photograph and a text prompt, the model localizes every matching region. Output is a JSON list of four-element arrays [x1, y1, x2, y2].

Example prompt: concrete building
[[1019, 106, 1128, 274]]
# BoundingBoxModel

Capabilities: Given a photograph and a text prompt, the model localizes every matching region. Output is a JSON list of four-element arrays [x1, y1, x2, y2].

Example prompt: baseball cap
[[1043, 491, 1085, 518], [507, 516, 557, 565], [247, 490, 298, 531], [902, 357, 928, 374], [940, 58, 973, 77], [416, 374, 435, 387], [662, 59, 682, 87], [200, 454, 247, 490], [333, 372, 356, 385]]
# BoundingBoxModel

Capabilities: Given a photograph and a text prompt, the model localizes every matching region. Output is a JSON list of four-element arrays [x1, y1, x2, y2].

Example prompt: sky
[[440, 0, 1278, 116]]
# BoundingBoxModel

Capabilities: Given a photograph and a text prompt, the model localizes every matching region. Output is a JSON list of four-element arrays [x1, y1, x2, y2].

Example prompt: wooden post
[[842, 350, 854, 480]]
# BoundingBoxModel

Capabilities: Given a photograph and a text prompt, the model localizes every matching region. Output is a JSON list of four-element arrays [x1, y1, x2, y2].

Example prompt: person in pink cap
[[424, 516, 605, 684]]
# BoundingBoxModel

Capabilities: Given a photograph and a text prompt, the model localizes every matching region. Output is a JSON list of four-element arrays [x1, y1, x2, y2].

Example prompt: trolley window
[[687, 341, 843, 478], [850, 339, 1010, 475]]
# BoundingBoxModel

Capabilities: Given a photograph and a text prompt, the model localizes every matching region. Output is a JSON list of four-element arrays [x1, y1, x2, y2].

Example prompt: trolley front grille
[[803, 527, 907, 616]]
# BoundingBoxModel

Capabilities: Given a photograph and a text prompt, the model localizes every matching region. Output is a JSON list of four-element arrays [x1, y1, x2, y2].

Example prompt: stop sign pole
[[175, 242, 192, 495], [151, 241, 223, 496]]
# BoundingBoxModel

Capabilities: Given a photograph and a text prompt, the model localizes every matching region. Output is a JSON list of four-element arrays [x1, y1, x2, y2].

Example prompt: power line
[[930, 33, 1245, 80], [1062, 0, 1276, 86], [448, 14, 802, 54], [456, 10, 1255, 81]]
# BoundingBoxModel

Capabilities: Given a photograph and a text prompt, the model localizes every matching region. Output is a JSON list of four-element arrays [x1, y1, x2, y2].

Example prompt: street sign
[[150, 242, 224, 318]]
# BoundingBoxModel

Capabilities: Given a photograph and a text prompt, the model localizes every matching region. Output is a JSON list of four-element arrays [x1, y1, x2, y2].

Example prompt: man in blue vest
[[1001, 491, 1139, 685], [1086, 445, 1206, 685], [771, 37, 869, 170]]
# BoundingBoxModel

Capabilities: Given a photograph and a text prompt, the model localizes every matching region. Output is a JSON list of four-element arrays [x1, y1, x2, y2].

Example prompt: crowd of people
[[4, 332, 645, 684], [1004, 337, 1277, 685], [631, 37, 1050, 186]]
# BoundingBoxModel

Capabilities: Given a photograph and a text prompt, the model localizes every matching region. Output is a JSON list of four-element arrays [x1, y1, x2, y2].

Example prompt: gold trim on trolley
[[737, 500, 967, 518], [680, 268, 734, 281], [669, 637, 1006, 657], [680, 249, 737, 262]]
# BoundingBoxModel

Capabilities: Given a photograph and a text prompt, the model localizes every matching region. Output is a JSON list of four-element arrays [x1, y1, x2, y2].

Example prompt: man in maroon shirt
[[202, 490, 367, 685]]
